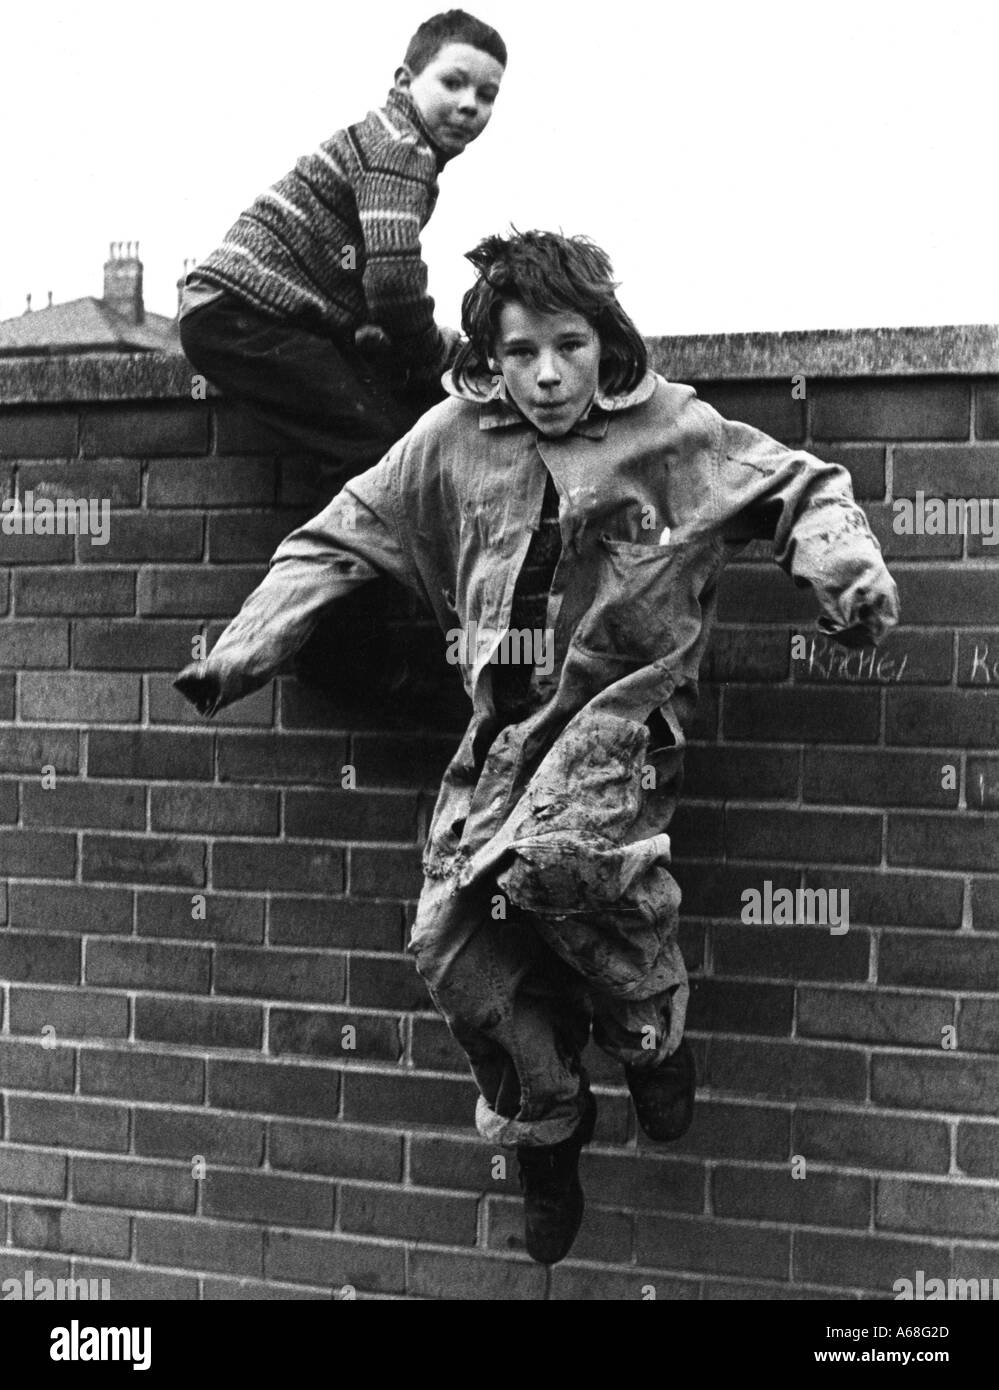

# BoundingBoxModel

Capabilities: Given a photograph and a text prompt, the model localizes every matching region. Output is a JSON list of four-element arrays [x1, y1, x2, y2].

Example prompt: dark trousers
[[179, 292, 444, 476]]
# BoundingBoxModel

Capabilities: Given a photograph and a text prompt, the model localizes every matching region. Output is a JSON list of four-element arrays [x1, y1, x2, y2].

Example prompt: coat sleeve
[[174, 453, 417, 716], [709, 408, 900, 646]]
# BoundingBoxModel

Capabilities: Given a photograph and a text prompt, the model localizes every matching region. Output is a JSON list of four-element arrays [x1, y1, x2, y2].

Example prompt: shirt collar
[[383, 87, 454, 170], [443, 368, 660, 437]]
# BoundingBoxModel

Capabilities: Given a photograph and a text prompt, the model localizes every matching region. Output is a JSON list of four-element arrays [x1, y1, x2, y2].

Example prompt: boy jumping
[[175, 231, 899, 1266], [179, 10, 506, 474]]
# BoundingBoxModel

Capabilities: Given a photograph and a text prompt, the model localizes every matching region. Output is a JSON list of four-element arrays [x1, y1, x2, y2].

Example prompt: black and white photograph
[[0, 0, 997, 1348]]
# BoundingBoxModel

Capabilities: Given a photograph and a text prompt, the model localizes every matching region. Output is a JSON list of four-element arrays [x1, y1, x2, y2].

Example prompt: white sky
[[1, 0, 996, 335]]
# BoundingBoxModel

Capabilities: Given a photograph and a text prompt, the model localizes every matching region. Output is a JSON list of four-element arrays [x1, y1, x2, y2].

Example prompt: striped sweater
[[190, 88, 452, 374]]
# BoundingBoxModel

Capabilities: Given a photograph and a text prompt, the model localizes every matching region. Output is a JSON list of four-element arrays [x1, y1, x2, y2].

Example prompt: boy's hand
[[173, 662, 222, 717], [354, 323, 393, 357], [819, 580, 900, 648]]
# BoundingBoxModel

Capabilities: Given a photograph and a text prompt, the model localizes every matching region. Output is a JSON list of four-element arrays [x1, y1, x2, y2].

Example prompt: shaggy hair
[[404, 10, 507, 74]]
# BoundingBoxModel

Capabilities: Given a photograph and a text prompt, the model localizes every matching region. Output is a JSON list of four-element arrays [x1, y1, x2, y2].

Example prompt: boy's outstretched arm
[[174, 460, 414, 717], [712, 412, 899, 646]]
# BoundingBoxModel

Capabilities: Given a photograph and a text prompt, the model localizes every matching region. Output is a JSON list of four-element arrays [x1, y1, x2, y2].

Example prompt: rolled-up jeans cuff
[[475, 1095, 583, 1150]]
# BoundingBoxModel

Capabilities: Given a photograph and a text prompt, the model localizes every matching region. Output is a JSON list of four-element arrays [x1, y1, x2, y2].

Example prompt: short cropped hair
[[404, 10, 507, 74], [452, 230, 648, 396]]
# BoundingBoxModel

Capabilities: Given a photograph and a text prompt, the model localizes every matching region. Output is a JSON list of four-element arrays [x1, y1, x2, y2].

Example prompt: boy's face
[[493, 304, 602, 439], [395, 43, 504, 155]]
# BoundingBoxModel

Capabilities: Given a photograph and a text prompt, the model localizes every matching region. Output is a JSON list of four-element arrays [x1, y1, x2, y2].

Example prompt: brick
[[956, 1122, 999, 1178], [347, 955, 430, 1011], [214, 841, 344, 894], [10, 1203, 129, 1259], [647, 1099, 790, 1162], [872, 1053, 999, 1115], [866, 503, 963, 560], [407, 1247, 543, 1300], [727, 807, 881, 864], [795, 1107, 950, 1174], [709, 1038, 867, 1102], [350, 732, 457, 789], [717, 565, 823, 623], [582, 1151, 704, 1214], [269, 897, 401, 951], [556, 1268, 701, 1300], [687, 978, 793, 1036], [149, 785, 278, 836], [72, 1157, 196, 1213], [0, 779, 17, 820], [0, 1038, 74, 1091], [803, 749, 956, 808], [879, 929, 999, 991], [888, 690, 999, 748], [698, 382, 805, 443], [805, 868, 962, 930], [214, 408, 289, 456], [893, 444, 999, 496], [8, 883, 131, 935], [0, 822, 75, 878], [670, 802, 724, 859], [136, 889, 264, 943], [959, 998, 999, 1052], [79, 512, 204, 563], [218, 733, 349, 784], [270, 1008, 402, 1062], [8, 986, 128, 1039], [269, 1121, 402, 1181], [147, 457, 277, 507], [977, 383, 999, 439], [347, 846, 422, 899], [682, 745, 799, 800], [959, 634, 999, 689], [889, 814, 999, 873], [74, 1261, 199, 1301], [201, 1277, 328, 1300], [877, 1178, 999, 1239], [266, 1230, 405, 1294], [137, 566, 265, 617], [713, 1165, 870, 1227], [134, 1109, 265, 1167], [487, 1193, 632, 1263], [72, 619, 195, 669], [136, 1216, 263, 1277], [895, 568, 999, 624], [148, 673, 275, 727], [22, 779, 144, 828], [204, 1170, 333, 1228], [0, 675, 14, 720], [635, 1213, 789, 1280], [5, 1096, 129, 1151], [135, 996, 263, 1049], [0, 1147, 67, 1198], [807, 444, 886, 501], [214, 947, 345, 1003], [82, 833, 206, 886], [0, 411, 78, 457], [209, 1059, 341, 1120], [80, 405, 208, 457], [0, 531, 75, 564], [953, 1246, 999, 1281], [811, 380, 970, 441], [286, 788, 418, 843], [340, 1184, 473, 1244], [701, 627, 789, 682], [80, 1048, 203, 1104], [0, 1252, 71, 1284], [341, 1069, 473, 1128], [14, 568, 134, 615], [20, 671, 140, 722], [0, 570, 10, 616], [794, 1231, 948, 1292], [409, 1134, 520, 1195], [208, 509, 311, 560], [672, 863, 799, 919], [0, 620, 69, 667], [86, 730, 213, 780], [86, 939, 210, 993], [723, 686, 881, 743], [0, 933, 80, 984], [967, 758, 999, 810], [19, 458, 142, 505], [799, 987, 952, 1047]]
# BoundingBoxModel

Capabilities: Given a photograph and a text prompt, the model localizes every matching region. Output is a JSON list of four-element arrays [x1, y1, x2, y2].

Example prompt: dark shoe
[[516, 1091, 597, 1265], [625, 1038, 696, 1141]]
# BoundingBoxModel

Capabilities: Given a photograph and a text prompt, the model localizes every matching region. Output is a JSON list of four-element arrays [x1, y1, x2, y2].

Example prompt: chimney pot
[[104, 240, 145, 325]]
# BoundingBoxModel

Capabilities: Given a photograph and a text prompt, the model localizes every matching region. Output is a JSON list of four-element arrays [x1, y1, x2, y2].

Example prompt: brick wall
[[0, 330, 997, 1301]]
